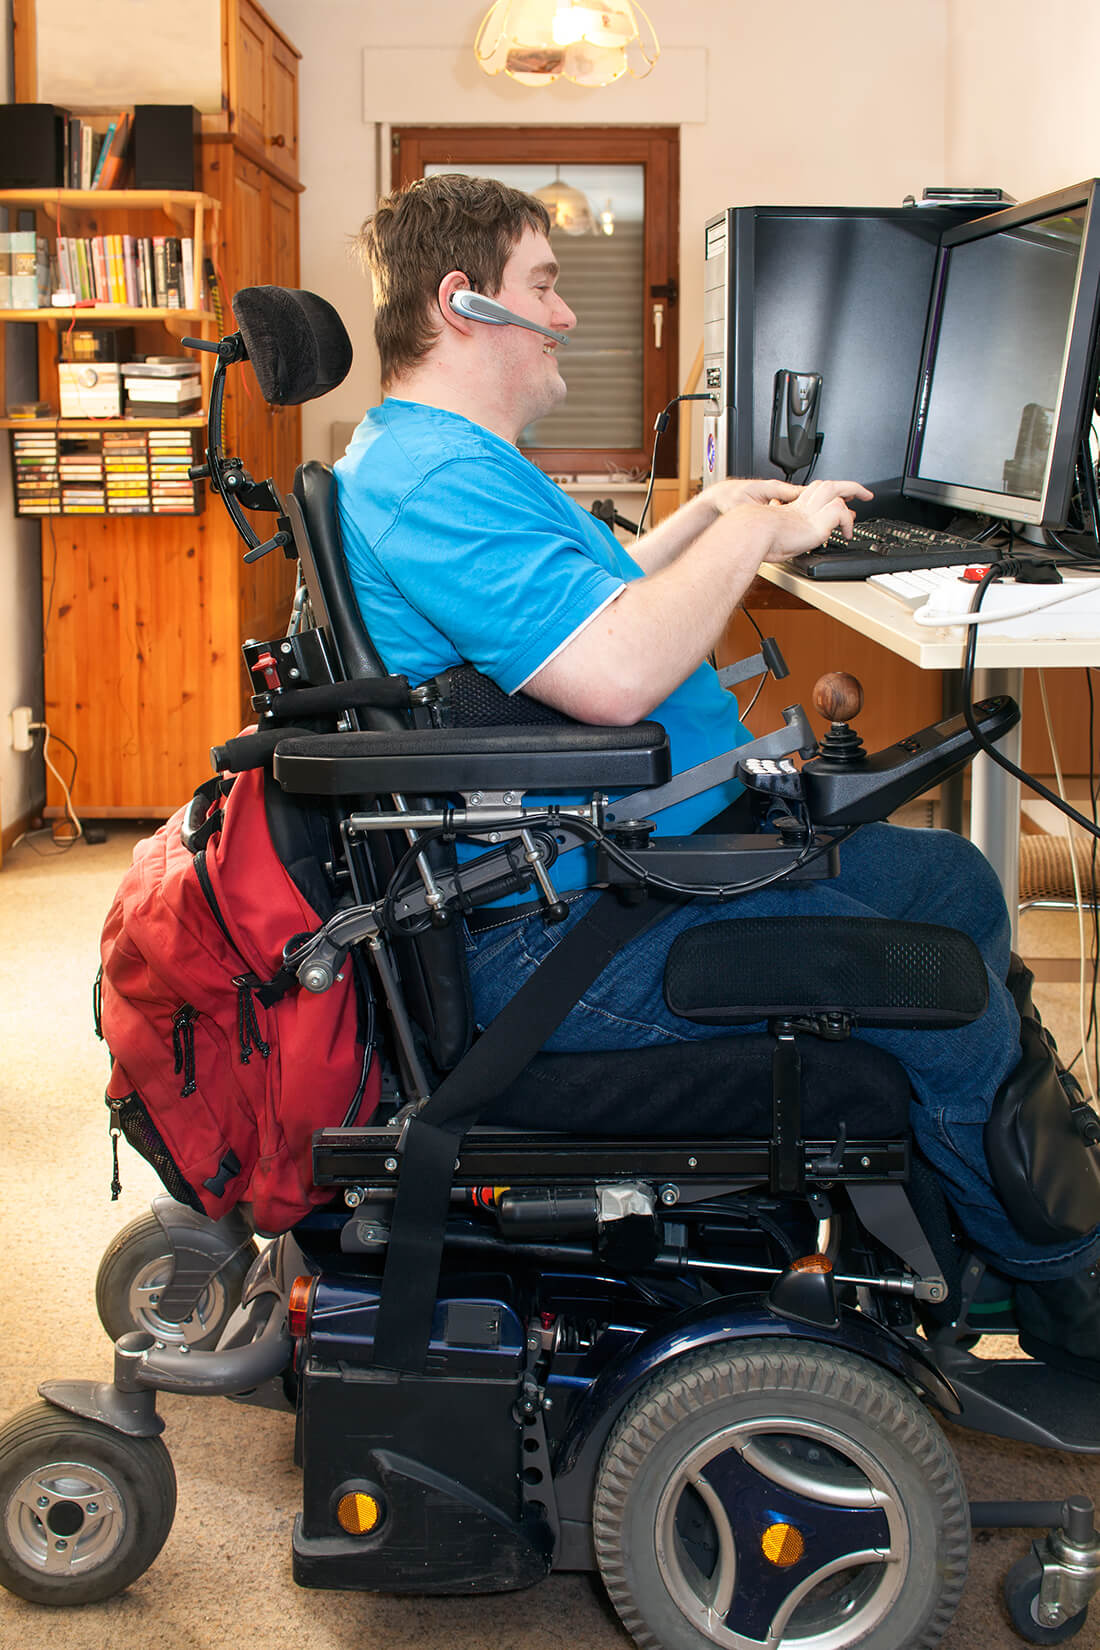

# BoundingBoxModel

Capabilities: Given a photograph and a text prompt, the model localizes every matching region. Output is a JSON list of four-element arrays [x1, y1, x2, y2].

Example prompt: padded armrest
[[272, 722, 671, 796], [664, 917, 989, 1028]]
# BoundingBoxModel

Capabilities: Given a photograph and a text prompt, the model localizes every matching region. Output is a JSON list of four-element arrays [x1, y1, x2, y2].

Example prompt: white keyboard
[[867, 565, 975, 610], [869, 564, 1100, 637]]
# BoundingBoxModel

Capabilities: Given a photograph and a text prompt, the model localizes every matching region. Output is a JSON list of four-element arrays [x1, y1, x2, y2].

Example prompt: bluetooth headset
[[447, 287, 570, 346]]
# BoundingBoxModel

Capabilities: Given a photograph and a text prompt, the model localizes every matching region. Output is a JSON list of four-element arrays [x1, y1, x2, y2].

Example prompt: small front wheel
[[1004, 1553, 1091, 1644], [0, 1401, 176, 1605]]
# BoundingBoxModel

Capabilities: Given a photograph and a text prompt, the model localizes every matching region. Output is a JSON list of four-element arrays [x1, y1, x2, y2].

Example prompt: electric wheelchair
[[1, 286, 1099, 1650]]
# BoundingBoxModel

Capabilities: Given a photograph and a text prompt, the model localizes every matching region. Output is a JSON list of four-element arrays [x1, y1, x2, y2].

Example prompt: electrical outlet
[[9, 706, 34, 753]]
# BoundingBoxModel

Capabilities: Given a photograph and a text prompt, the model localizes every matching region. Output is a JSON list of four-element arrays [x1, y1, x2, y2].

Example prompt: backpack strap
[[370, 891, 677, 1374]]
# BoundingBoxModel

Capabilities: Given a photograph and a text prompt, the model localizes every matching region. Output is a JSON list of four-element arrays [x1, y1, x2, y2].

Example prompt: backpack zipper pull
[[172, 1005, 198, 1097], [234, 975, 271, 1064], [107, 1097, 123, 1201]]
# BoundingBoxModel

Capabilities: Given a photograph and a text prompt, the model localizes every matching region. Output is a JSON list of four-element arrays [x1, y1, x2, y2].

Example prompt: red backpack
[[96, 766, 379, 1235]]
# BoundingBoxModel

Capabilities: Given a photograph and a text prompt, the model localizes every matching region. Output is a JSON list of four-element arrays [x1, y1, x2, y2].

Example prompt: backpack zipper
[[172, 1005, 198, 1096]]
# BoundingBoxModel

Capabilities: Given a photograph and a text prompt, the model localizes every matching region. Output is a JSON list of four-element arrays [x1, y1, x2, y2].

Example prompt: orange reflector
[[337, 1492, 382, 1535], [761, 1522, 805, 1567], [287, 1275, 315, 1339], [791, 1253, 833, 1274]]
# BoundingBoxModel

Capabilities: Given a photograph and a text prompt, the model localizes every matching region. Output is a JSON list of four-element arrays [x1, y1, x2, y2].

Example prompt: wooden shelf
[[1, 416, 206, 430], [2, 308, 215, 323], [0, 189, 217, 210]]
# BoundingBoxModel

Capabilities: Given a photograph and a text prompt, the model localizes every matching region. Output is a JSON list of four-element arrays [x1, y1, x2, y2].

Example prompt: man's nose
[[554, 294, 577, 331]]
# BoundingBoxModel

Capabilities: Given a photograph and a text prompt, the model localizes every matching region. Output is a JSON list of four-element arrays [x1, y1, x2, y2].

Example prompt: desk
[[758, 563, 1100, 945]]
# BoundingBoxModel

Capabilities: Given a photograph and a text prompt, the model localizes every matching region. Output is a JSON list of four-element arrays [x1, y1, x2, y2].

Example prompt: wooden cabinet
[[224, 0, 300, 181]]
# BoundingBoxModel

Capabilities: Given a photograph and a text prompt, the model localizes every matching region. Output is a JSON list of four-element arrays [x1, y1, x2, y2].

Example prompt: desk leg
[[970, 667, 1024, 948]]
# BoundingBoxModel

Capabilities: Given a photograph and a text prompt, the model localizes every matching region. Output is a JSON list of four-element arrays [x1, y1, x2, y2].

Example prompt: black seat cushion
[[485, 1033, 911, 1137]]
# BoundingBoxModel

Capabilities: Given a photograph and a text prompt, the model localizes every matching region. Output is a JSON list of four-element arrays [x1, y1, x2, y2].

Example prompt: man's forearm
[[629, 491, 718, 574], [529, 505, 776, 724]]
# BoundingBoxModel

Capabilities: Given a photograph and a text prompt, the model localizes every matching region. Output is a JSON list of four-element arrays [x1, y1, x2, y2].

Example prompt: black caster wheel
[[1004, 1552, 1090, 1644], [0, 1401, 176, 1605], [95, 1208, 253, 1349], [594, 1339, 970, 1650]]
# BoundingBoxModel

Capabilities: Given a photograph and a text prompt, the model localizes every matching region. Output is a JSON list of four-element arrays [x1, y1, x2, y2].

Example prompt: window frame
[[392, 124, 680, 477]]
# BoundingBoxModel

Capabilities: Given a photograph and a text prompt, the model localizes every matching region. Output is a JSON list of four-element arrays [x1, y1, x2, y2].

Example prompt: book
[[0, 233, 10, 309], [125, 400, 201, 420], [122, 376, 201, 401], [96, 113, 131, 190], [181, 238, 195, 310], [165, 238, 181, 309], [10, 231, 39, 308], [89, 119, 117, 189], [122, 357, 200, 378], [79, 124, 93, 190], [152, 237, 167, 308]]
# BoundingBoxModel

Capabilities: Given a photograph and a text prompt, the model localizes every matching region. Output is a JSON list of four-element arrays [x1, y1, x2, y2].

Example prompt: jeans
[[466, 823, 1100, 1280]]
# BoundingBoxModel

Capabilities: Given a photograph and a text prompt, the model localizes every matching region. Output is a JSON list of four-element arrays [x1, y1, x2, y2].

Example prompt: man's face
[[490, 226, 577, 428]]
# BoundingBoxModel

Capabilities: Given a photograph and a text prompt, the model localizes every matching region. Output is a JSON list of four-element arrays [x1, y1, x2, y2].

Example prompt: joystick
[[813, 671, 867, 764]]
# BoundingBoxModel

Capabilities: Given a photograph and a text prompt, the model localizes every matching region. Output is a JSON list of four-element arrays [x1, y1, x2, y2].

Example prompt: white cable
[[1037, 672, 1098, 1102], [913, 580, 1100, 628], [29, 721, 84, 843]]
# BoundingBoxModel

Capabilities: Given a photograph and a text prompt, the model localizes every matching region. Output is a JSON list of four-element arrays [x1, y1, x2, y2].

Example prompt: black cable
[[382, 807, 856, 924], [960, 563, 1100, 839], [636, 392, 718, 538]]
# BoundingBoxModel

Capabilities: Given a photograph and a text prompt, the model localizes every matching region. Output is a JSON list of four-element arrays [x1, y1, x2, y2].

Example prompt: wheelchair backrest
[[290, 459, 474, 1072]]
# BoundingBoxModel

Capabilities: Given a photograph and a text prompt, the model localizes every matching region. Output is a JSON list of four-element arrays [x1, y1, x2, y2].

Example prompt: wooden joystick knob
[[814, 671, 864, 724]]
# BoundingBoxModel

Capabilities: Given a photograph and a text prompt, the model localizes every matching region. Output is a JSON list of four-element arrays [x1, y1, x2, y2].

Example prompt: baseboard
[[0, 802, 41, 866]]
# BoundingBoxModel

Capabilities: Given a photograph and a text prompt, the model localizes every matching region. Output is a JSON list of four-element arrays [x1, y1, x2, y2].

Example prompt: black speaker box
[[0, 104, 69, 188], [132, 105, 201, 191]]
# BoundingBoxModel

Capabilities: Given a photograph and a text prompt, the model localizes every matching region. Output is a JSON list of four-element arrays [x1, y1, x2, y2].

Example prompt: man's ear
[[438, 270, 476, 334]]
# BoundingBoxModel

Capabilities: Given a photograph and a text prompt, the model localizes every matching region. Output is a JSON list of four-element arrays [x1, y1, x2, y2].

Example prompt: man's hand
[[731, 478, 875, 561], [706, 477, 803, 516]]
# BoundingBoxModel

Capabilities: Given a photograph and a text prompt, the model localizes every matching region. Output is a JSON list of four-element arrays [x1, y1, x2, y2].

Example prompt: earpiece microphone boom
[[448, 287, 570, 346]]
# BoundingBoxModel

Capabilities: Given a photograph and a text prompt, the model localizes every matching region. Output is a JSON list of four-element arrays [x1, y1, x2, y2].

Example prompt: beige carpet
[[0, 826, 1097, 1650]]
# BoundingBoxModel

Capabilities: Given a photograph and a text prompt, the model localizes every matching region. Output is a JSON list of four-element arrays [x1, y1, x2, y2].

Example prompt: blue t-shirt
[[334, 399, 750, 893]]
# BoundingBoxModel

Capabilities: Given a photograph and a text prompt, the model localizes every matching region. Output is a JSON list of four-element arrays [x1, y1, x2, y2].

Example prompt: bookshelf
[[1, 187, 219, 519], [7, 0, 303, 818]]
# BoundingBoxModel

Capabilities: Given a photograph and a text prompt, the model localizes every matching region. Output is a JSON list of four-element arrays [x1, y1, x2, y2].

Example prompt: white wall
[[946, 1, 1100, 201], [0, 3, 46, 839], [260, 0, 952, 460]]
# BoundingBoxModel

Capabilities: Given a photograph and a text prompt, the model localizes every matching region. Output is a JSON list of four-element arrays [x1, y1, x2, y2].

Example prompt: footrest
[[947, 1356, 1100, 1452]]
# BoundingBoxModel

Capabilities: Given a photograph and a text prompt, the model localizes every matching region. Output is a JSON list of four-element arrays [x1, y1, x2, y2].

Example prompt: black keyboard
[[788, 517, 996, 580]]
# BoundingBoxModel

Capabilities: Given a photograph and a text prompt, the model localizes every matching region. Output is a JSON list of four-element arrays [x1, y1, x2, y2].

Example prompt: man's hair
[[356, 174, 551, 386]]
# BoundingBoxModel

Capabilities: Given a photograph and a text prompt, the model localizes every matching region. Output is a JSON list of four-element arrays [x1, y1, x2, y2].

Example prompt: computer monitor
[[702, 203, 992, 520], [904, 180, 1100, 529]]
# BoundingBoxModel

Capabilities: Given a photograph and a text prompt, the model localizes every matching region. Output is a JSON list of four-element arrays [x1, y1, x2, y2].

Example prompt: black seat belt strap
[[370, 891, 676, 1374]]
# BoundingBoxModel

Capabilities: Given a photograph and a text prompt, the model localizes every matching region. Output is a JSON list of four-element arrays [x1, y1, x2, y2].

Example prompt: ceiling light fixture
[[474, 0, 659, 87]]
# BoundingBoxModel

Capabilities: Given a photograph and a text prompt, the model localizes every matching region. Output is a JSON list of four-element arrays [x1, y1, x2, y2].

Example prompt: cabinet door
[[267, 34, 299, 175], [226, 152, 272, 485], [232, 0, 268, 154]]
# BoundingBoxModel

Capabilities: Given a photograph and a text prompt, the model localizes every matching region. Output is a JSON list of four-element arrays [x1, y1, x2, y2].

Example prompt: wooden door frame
[[392, 125, 680, 476]]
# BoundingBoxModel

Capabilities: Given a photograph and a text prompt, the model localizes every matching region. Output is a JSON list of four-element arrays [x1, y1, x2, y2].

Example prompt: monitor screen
[[905, 182, 1100, 527]]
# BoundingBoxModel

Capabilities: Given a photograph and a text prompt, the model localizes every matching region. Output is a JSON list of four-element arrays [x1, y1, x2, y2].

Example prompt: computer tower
[[701, 203, 992, 521]]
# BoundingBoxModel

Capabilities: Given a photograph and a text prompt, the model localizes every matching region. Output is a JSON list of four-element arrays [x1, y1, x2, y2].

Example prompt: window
[[392, 126, 680, 478]]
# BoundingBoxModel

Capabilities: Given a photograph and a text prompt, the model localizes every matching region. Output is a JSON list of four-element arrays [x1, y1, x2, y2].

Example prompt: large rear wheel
[[593, 1339, 970, 1650]]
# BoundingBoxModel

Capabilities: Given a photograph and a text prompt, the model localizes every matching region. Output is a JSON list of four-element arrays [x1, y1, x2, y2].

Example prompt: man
[[335, 173, 1100, 1379]]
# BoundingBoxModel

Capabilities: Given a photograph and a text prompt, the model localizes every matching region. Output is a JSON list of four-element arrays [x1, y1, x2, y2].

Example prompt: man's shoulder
[[340, 399, 523, 480]]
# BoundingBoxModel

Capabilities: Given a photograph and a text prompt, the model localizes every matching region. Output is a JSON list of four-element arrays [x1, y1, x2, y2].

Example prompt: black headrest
[[231, 286, 353, 406]]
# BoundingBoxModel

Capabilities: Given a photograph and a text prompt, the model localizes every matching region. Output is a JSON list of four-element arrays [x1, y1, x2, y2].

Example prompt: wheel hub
[[655, 1417, 907, 1648], [7, 1462, 124, 1574]]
